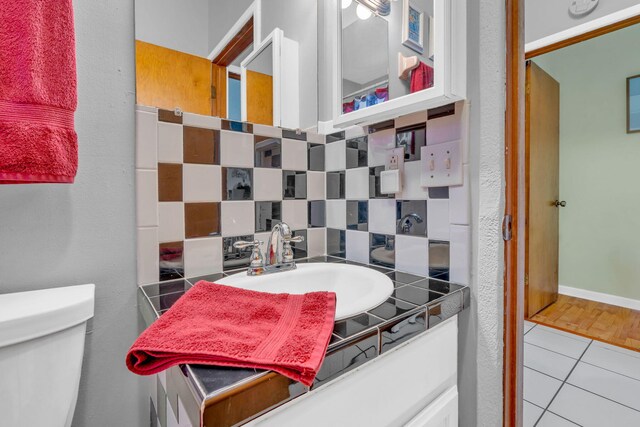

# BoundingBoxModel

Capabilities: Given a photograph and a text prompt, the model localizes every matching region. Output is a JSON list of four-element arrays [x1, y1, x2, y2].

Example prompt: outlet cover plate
[[420, 140, 463, 187]]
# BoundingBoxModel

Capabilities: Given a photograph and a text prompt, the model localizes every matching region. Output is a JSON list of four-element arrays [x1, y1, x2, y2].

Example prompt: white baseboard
[[559, 285, 640, 311]]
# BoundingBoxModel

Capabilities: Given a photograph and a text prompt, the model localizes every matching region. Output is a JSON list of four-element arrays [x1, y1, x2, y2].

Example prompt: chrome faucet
[[233, 222, 304, 276], [397, 213, 424, 233]]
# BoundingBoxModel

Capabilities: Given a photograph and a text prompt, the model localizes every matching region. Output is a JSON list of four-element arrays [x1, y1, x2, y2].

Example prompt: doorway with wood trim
[[505, 4, 640, 427]]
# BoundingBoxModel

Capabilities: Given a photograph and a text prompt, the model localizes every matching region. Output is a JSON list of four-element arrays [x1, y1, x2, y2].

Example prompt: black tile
[[428, 187, 450, 199], [308, 200, 326, 228], [368, 297, 417, 320], [326, 171, 345, 199], [411, 277, 463, 295], [396, 124, 426, 162], [291, 229, 307, 259], [346, 200, 368, 231], [148, 292, 185, 313], [379, 309, 427, 354], [369, 166, 394, 199], [222, 120, 253, 133], [344, 260, 391, 273], [282, 171, 307, 199], [158, 242, 184, 282], [282, 129, 307, 141], [333, 313, 383, 339], [367, 119, 395, 133], [223, 235, 254, 271], [142, 279, 191, 298], [255, 136, 282, 168], [429, 240, 450, 280], [462, 287, 471, 309], [187, 273, 225, 285], [326, 228, 345, 258], [428, 103, 456, 120], [369, 233, 395, 269], [427, 291, 463, 328], [385, 271, 424, 285], [346, 136, 368, 169], [325, 131, 345, 143], [313, 331, 377, 389], [255, 201, 282, 232], [392, 285, 444, 306], [304, 255, 346, 264], [308, 143, 325, 171], [396, 200, 427, 236], [222, 168, 253, 200], [158, 109, 182, 124]]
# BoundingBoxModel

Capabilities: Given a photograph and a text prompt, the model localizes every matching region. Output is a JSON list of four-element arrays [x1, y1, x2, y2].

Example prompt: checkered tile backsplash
[[136, 103, 471, 286]]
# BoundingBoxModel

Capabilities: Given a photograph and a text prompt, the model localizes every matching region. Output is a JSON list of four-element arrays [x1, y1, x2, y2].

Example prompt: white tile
[[307, 228, 326, 257], [137, 227, 159, 285], [326, 200, 347, 229], [523, 367, 563, 408], [549, 384, 640, 426], [368, 199, 397, 235], [459, 101, 470, 165], [345, 125, 365, 139], [449, 224, 470, 285], [182, 113, 221, 129], [449, 164, 470, 225], [400, 161, 429, 200], [136, 110, 157, 169], [136, 169, 158, 227], [307, 171, 326, 201], [221, 201, 254, 236], [395, 111, 428, 128], [253, 168, 283, 201], [582, 341, 640, 381], [524, 343, 577, 381], [158, 202, 184, 243], [536, 412, 579, 427], [183, 237, 222, 277], [524, 320, 537, 334], [282, 200, 307, 230], [367, 128, 395, 167], [282, 138, 308, 171], [567, 361, 640, 411], [183, 165, 221, 202], [427, 199, 450, 240], [158, 122, 183, 163], [395, 235, 429, 276], [306, 130, 324, 144], [523, 401, 544, 427], [136, 105, 157, 114], [253, 124, 282, 138], [345, 167, 369, 200], [524, 326, 591, 359], [325, 140, 346, 171], [220, 130, 253, 167], [346, 230, 370, 264], [427, 104, 462, 145]]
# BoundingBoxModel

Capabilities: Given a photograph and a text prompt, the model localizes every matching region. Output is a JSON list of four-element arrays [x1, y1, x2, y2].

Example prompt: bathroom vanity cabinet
[[138, 257, 468, 427]]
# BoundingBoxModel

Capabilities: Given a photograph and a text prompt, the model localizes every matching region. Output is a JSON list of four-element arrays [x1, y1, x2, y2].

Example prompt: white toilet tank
[[0, 284, 95, 427]]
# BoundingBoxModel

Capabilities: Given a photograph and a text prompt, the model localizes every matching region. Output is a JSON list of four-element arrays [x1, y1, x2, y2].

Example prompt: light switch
[[420, 140, 463, 187]]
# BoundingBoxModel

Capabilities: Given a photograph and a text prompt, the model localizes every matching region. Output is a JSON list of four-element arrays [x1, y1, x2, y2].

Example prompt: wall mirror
[[332, 0, 466, 127], [134, 0, 316, 129]]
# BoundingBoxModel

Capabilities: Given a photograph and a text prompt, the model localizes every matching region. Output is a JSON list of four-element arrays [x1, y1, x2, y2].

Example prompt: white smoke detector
[[569, 0, 598, 18]]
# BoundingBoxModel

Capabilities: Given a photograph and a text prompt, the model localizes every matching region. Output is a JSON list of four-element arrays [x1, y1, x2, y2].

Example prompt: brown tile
[[185, 202, 220, 238], [158, 109, 183, 124], [184, 127, 219, 164], [158, 163, 183, 202]]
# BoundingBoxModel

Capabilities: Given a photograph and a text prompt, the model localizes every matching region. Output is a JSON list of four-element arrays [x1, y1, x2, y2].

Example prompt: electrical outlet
[[382, 147, 405, 195], [386, 147, 405, 172], [389, 154, 399, 170]]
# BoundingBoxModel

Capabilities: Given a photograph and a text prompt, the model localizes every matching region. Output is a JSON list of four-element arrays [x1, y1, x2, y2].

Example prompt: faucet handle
[[233, 240, 265, 269], [284, 235, 305, 243], [233, 240, 262, 250]]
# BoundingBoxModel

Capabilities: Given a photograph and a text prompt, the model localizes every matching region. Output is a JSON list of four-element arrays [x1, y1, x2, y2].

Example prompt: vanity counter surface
[[137, 256, 469, 426]]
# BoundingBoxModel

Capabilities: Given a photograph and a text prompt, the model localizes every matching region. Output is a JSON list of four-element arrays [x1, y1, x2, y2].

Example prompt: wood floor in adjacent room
[[528, 294, 640, 351]]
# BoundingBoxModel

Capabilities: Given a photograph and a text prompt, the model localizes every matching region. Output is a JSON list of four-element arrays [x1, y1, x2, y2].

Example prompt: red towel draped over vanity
[[126, 282, 336, 387]]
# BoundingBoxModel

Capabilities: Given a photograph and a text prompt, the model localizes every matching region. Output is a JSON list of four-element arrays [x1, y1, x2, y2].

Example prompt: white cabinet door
[[405, 386, 458, 427]]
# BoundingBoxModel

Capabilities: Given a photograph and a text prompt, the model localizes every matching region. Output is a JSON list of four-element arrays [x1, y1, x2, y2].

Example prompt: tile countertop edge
[[137, 256, 469, 425]]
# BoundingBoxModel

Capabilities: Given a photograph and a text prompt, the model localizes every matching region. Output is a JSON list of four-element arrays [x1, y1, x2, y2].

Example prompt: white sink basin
[[216, 263, 394, 320]]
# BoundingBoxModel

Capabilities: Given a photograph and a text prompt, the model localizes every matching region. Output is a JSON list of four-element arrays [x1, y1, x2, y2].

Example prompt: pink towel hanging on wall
[[0, 0, 78, 184]]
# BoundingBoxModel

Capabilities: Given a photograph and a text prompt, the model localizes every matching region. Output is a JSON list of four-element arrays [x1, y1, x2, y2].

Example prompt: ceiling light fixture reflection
[[341, 0, 352, 9], [356, 3, 373, 19]]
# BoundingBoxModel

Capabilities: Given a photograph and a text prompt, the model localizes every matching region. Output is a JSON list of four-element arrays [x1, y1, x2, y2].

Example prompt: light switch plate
[[420, 140, 463, 187]]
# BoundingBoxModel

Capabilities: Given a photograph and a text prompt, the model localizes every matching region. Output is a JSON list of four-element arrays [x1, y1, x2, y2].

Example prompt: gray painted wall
[[261, 0, 318, 129], [208, 0, 255, 54], [525, 0, 640, 44], [135, 0, 210, 57], [0, 0, 145, 425]]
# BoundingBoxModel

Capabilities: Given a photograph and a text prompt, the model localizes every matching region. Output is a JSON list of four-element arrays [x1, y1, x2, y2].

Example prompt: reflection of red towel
[[126, 282, 336, 386], [0, 0, 78, 183], [410, 62, 434, 93]]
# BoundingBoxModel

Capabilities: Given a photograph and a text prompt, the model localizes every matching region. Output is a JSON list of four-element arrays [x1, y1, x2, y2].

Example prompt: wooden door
[[211, 64, 227, 118], [525, 61, 560, 318]]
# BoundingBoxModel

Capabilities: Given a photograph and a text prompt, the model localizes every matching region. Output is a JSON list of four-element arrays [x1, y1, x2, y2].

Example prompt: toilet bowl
[[0, 284, 95, 427]]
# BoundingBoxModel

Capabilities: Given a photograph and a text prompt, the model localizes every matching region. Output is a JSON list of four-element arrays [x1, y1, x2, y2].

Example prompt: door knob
[[554, 200, 566, 207]]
